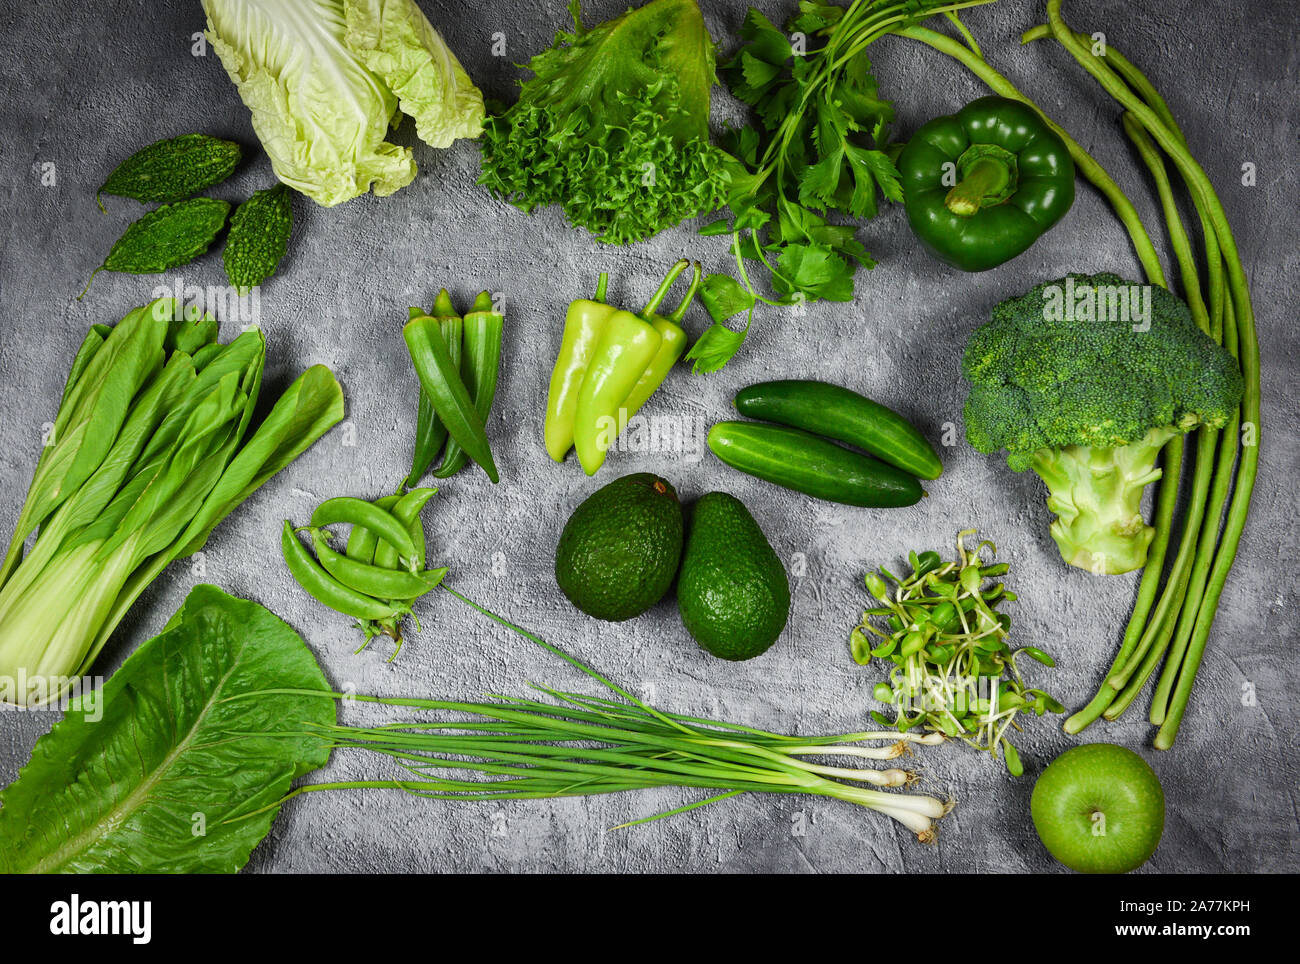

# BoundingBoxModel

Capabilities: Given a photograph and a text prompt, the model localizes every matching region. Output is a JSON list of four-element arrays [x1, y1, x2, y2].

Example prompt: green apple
[[1030, 743, 1165, 873]]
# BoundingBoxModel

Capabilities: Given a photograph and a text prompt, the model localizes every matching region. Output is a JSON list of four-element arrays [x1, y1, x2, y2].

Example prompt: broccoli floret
[[962, 273, 1243, 574]]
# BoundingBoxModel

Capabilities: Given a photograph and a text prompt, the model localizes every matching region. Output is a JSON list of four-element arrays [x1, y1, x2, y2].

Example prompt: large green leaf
[[0, 586, 334, 873]]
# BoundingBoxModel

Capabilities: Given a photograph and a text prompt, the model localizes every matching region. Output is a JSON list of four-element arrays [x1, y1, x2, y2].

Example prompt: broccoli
[[962, 273, 1243, 575]]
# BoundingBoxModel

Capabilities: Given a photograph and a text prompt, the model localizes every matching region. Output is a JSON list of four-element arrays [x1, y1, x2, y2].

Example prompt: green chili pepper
[[544, 274, 613, 462], [309, 497, 419, 572], [406, 291, 463, 488], [897, 96, 1076, 272], [618, 260, 700, 428], [345, 493, 400, 565], [404, 314, 498, 483], [280, 521, 408, 622], [435, 291, 503, 479]]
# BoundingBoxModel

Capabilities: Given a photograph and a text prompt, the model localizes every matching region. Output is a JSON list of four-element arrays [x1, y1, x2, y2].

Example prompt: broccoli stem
[[1030, 427, 1175, 575]]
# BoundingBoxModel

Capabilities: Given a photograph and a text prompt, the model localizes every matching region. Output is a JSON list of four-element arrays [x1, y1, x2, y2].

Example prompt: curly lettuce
[[479, 0, 732, 245], [203, 0, 485, 207]]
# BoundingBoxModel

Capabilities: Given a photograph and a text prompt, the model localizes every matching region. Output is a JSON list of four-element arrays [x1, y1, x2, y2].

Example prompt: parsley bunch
[[687, 0, 994, 373]]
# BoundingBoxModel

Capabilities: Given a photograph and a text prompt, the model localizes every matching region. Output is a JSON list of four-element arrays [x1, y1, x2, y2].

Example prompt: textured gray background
[[1, 0, 1296, 874]]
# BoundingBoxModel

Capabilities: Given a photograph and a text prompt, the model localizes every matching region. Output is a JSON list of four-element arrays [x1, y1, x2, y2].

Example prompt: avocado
[[555, 473, 683, 621], [676, 492, 790, 660]]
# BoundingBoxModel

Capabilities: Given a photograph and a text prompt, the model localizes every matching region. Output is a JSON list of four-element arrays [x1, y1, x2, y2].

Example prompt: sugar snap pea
[[310, 528, 446, 599], [309, 497, 418, 571], [372, 487, 437, 571], [346, 494, 400, 564], [280, 521, 408, 621]]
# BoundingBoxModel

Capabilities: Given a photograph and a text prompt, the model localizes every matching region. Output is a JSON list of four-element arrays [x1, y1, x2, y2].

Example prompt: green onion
[[244, 586, 952, 841]]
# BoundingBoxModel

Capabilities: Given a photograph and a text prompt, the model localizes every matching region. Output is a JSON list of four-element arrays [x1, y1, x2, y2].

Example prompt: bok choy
[[0, 300, 343, 706]]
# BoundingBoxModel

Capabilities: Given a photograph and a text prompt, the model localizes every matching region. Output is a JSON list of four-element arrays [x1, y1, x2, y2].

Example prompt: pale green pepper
[[544, 274, 614, 462], [572, 309, 663, 475], [620, 261, 701, 429]]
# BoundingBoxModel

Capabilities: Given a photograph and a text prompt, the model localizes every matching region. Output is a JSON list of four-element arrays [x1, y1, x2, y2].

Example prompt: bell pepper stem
[[945, 157, 1012, 216], [641, 259, 691, 318], [594, 271, 609, 303]]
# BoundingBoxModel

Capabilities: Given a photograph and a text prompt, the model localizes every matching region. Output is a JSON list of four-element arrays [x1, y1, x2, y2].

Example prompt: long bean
[[902, 7, 1259, 745], [1041, 0, 1260, 749]]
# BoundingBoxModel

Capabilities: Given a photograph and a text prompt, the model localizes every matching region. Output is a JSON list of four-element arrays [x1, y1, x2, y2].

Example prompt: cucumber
[[707, 421, 924, 507], [733, 379, 943, 480]]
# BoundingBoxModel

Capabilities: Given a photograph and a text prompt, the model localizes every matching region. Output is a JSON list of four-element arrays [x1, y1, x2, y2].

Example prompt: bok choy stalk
[[0, 300, 343, 706]]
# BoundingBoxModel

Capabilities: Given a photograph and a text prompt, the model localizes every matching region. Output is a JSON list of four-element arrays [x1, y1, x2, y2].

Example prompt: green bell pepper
[[898, 96, 1075, 271]]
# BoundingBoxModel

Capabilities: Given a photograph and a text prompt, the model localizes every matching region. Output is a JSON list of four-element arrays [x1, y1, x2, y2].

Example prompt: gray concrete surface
[[0, 0, 1296, 874]]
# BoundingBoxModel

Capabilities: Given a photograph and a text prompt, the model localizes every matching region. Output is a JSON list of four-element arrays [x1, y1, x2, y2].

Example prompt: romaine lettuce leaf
[[203, 0, 485, 207], [0, 586, 334, 874]]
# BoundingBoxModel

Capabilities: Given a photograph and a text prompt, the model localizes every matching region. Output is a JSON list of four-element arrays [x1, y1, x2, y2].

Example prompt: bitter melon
[[98, 134, 242, 210], [81, 198, 231, 298], [223, 184, 293, 294]]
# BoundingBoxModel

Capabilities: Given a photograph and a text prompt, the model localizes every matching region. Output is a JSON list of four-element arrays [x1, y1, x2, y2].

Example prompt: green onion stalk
[[0, 300, 343, 706], [247, 586, 953, 840], [893, 0, 1259, 747]]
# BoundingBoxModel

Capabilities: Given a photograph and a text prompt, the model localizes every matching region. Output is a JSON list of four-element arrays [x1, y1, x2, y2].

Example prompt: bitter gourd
[[223, 184, 293, 294], [97, 134, 241, 210], [81, 198, 231, 298]]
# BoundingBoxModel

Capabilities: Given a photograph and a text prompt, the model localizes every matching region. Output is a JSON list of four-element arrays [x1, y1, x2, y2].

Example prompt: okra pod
[[435, 291, 503, 479], [403, 314, 499, 483], [406, 291, 462, 488]]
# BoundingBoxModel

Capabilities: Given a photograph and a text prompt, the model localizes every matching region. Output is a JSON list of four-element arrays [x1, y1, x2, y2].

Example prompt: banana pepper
[[544, 260, 702, 475], [897, 96, 1075, 272]]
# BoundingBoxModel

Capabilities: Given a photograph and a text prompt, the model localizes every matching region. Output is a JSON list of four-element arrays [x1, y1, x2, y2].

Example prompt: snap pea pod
[[404, 314, 499, 483], [309, 497, 419, 571], [346, 493, 400, 565], [310, 528, 446, 599], [435, 292, 504, 479], [406, 291, 463, 488], [280, 521, 408, 622], [373, 487, 437, 571]]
